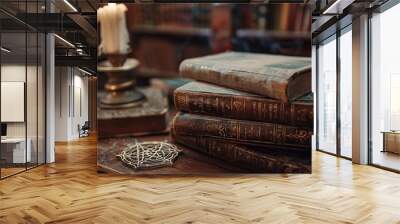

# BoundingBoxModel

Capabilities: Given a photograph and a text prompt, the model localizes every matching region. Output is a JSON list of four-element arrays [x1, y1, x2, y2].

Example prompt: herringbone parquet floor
[[1, 136, 400, 224]]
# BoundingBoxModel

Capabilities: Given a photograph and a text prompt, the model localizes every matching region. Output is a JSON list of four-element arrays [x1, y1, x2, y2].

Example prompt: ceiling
[[0, 0, 97, 72], [0, 0, 97, 14]]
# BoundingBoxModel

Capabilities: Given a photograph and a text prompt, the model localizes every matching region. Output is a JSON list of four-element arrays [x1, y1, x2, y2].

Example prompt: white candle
[[97, 3, 130, 55]]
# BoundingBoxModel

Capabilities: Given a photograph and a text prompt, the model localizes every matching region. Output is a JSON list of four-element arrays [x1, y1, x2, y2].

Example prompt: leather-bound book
[[172, 113, 312, 151], [174, 81, 313, 127], [172, 134, 311, 173], [179, 52, 311, 102]]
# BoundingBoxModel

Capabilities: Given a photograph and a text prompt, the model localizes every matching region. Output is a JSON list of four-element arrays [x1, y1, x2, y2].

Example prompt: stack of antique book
[[171, 52, 313, 173]]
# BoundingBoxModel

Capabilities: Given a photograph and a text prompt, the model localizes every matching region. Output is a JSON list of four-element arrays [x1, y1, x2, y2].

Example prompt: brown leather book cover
[[172, 113, 312, 151], [179, 52, 311, 102], [172, 134, 311, 173], [174, 81, 313, 127]]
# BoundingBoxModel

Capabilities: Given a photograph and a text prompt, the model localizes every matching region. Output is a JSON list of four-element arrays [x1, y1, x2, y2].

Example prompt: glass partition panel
[[0, 0, 47, 179], [37, 32, 45, 165], [27, 30, 38, 169], [317, 36, 337, 154], [339, 28, 352, 158], [371, 3, 400, 171], [1, 31, 28, 177]]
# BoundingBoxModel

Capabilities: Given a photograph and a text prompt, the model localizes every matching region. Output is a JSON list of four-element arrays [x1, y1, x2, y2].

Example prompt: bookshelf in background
[[232, 4, 311, 57], [118, 4, 311, 93]]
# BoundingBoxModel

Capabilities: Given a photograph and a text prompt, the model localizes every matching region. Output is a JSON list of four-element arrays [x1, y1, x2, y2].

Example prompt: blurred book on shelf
[[123, 4, 311, 80]]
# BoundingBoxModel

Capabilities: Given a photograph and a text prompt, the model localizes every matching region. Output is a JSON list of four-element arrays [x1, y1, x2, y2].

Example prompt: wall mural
[[96, 3, 313, 174]]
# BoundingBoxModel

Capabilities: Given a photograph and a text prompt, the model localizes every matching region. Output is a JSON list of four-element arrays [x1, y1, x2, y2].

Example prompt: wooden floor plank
[[0, 136, 399, 223]]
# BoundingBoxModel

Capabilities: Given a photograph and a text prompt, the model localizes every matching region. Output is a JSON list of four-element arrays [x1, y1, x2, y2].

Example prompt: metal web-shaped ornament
[[116, 141, 181, 170]]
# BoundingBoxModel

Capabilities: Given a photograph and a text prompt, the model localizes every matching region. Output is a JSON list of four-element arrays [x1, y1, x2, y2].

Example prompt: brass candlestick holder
[[99, 54, 146, 109], [97, 53, 169, 139]]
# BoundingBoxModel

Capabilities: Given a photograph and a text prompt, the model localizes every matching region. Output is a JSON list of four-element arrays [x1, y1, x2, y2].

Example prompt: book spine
[[174, 90, 313, 127], [172, 134, 310, 173], [179, 61, 288, 102], [172, 113, 312, 149]]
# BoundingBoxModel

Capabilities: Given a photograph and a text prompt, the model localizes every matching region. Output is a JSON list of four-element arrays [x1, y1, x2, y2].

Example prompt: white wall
[[54, 67, 89, 141], [55, 66, 69, 141]]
